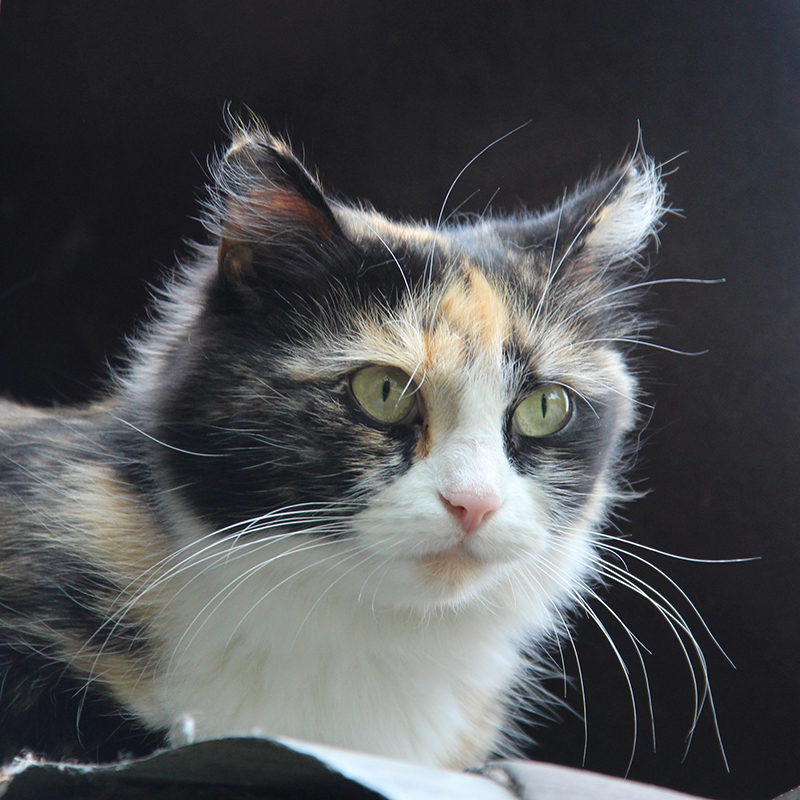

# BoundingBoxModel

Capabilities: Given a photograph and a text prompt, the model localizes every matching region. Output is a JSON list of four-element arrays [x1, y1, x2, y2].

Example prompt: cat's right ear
[[499, 156, 666, 287], [210, 125, 348, 308]]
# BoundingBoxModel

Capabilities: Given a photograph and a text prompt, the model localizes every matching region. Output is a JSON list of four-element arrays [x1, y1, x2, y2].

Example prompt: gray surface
[[0, 738, 714, 800]]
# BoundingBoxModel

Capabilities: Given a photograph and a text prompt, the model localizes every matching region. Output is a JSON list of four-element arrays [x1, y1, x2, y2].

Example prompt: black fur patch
[[0, 639, 166, 764]]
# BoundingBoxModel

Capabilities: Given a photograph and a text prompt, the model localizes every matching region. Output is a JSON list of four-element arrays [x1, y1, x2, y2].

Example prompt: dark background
[[1, 2, 799, 798]]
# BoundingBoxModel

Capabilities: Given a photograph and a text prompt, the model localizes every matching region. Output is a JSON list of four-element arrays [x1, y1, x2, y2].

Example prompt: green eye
[[350, 366, 418, 424], [513, 384, 572, 437]]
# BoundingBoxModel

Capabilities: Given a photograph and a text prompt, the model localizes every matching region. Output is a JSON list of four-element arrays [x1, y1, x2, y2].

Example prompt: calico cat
[[0, 121, 665, 769]]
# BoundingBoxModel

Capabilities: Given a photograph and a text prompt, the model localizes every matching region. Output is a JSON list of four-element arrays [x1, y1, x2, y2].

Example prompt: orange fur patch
[[417, 547, 484, 590], [64, 467, 169, 711], [414, 423, 432, 459], [217, 187, 333, 277], [68, 648, 157, 714], [437, 267, 510, 354], [220, 187, 334, 262], [78, 468, 168, 593]]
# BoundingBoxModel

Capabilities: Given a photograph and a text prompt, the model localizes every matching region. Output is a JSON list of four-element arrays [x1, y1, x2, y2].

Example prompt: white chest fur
[[141, 536, 533, 769]]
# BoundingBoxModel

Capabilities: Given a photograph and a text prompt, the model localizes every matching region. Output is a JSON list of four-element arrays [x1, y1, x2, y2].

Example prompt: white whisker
[[572, 337, 710, 356]]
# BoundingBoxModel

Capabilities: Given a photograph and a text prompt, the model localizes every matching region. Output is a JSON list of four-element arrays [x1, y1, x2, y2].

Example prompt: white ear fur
[[583, 158, 666, 264]]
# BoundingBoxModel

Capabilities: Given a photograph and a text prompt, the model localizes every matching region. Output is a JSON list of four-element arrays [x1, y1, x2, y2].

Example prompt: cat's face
[[270, 255, 636, 611], [147, 125, 662, 616]]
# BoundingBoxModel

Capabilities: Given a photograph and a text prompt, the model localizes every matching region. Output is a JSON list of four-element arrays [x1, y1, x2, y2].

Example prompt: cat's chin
[[393, 543, 513, 608], [415, 544, 485, 591]]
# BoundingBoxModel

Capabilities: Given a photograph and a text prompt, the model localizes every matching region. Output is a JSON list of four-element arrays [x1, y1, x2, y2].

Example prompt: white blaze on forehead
[[416, 268, 513, 499], [409, 266, 513, 460], [428, 378, 510, 502]]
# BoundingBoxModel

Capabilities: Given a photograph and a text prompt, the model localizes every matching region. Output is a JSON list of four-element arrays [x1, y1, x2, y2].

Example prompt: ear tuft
[[496, 152, 667, 280], [581, 157, 666, 267]]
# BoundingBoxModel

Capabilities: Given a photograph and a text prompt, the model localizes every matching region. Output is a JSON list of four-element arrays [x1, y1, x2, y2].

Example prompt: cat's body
[[0, 123, 665, 767]]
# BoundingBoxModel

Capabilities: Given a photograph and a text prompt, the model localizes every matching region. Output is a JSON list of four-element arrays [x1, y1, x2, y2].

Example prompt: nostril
[[441, 490, 502, 535]]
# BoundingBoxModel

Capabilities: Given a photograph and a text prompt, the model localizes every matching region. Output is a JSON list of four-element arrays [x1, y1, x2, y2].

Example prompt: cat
[[0, 119, 666, 769]]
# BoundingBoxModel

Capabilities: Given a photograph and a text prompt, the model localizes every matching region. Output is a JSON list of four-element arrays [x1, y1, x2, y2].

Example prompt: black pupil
[[540, 392, 548, 418], [382, 377, 391, 403]]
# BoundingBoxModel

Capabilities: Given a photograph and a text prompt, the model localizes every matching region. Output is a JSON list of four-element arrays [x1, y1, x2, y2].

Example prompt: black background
[[1, 3, 799, 799]]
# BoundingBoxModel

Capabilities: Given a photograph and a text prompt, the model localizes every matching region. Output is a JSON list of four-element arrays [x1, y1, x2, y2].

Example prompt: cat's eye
[[350, 366, 419, 424], [513, 384, 572, 437]]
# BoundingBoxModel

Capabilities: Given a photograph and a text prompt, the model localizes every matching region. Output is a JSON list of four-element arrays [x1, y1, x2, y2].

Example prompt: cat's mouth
[[415, 545, 485, 590]]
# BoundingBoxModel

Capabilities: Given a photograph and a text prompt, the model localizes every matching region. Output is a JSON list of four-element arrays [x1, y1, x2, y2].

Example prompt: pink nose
[[441, 490, 502, 535]]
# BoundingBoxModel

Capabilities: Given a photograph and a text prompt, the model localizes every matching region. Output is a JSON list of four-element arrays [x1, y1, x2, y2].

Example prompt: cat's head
[[144, 122, 665, 616]]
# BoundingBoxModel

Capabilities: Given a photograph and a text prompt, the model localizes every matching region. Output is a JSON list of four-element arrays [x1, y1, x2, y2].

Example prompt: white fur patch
[[584, 158, 665, 264]]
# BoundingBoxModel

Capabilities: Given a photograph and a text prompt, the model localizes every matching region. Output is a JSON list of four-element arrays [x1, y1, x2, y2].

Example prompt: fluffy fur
[[0, 121, 666, 768]]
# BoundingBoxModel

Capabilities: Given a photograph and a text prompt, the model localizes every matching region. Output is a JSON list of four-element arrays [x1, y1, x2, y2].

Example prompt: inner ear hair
[[211, 126, 346, 289]]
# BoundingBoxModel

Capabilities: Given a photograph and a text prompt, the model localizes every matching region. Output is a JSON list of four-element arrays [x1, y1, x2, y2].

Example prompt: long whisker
[[552, 602, 589, 764], [360, 220, 419, 328], [597, 533, 758, 565], [597, 559, 705, 743], [528, 167, 635, 339], [596, 537, 738, 667], [433, 122, 532, 236], [111, 416, 227, 458], [88, 504, 363, 669], [171, 536, 351, 671], [115, 513, 348, 615], [589, 531, 731, 767], [570, 337, 710, 356], [423, 121, 532, 306], [556, 277, 725, 329], [576, 598, 640, 776], [527, 189, 567, 338], [231, 540, 374, 649], [556, 372, 653, 410]]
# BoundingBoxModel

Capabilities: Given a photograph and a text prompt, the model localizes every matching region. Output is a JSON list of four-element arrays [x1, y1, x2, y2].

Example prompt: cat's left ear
[[211, 124, 347, 304], [502, 157, 666, 281]]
